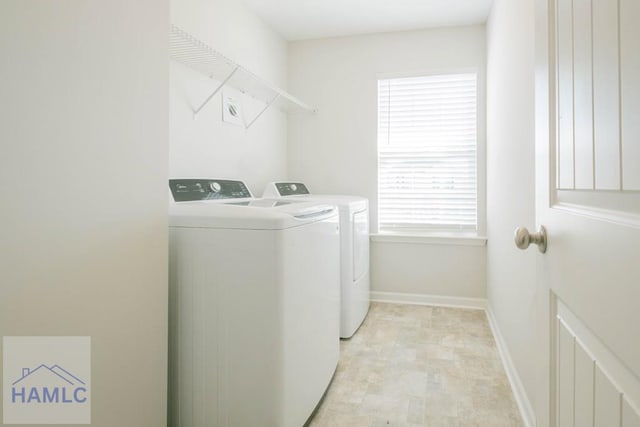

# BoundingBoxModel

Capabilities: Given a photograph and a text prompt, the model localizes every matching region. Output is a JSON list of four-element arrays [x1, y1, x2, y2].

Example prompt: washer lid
[[169, 199, 338, 230]]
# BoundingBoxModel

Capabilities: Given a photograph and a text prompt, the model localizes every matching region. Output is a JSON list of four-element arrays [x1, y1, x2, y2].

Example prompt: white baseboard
[[486, 307, 536, 427], [370, 291, 486, 310]]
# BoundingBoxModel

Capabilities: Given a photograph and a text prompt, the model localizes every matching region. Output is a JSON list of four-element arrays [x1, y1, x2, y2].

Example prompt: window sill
[[370, 232, 487, 247]]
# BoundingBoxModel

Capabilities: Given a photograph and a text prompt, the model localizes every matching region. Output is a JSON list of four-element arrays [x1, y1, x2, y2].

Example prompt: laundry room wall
[[486, 0, 537, 422], [0, 1, 168, 426], [287, 26, 487, 301], [170, 0, 288, 195]]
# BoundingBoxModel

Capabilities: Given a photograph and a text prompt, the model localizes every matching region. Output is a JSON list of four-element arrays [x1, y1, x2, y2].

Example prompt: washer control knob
[[210, 182, 222, 193], [290, 184, 297, 191]]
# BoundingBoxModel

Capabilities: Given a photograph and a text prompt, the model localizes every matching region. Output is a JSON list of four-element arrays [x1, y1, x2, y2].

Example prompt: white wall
[[0, 1, 169, 426], [288, 26, 487, 299], [486, 0, 537, 420], [170, 0, 289, 195], [371, 240, 486, 299]]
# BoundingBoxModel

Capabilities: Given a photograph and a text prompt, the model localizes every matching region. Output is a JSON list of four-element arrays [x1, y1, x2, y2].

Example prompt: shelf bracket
[[193, 66, 239, 120], [244, 93, 281, 129]]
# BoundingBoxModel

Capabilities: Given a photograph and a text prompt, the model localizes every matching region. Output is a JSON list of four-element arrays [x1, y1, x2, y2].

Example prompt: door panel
[[574, 342, 595, 427], [554, 301, 640, 427], [592, 0, 620, 189], [557, 320, 574, 427], [556, 0, 574, 189], [623, 399, 640, 427], [572, 0, 594, 190], [594, 366, 621, 427], [620, 0, 640, 190], [535, 0, 640, 425]]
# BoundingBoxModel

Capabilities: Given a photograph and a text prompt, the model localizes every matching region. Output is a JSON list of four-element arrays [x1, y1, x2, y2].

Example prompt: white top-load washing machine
[[263, 182, 370, 339], [168, 179, 340, 427]]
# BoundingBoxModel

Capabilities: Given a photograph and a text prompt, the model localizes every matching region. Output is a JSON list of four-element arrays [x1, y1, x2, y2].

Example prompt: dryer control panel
[[170, 179, 252, 202], [275, 182, 310, 196]]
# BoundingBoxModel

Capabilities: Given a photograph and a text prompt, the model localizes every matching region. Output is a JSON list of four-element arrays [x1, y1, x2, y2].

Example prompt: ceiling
[[241, 0, 493, 41]]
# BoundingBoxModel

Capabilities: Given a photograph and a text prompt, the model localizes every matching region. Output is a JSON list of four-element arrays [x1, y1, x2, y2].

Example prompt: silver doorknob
[[514, 226, 547, 253]]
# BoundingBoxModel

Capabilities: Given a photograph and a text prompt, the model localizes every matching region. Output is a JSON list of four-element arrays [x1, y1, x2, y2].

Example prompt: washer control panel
[[275, 182, 310, 196], [170, 179, 252, 202]]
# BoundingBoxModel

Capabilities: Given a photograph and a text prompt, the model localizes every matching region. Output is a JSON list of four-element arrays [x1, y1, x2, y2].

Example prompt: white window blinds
[[377, 73, 478, 232]]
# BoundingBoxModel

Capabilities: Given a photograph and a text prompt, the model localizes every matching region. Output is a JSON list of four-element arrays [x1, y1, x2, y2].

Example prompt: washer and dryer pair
[[168, 179, 370, 427]]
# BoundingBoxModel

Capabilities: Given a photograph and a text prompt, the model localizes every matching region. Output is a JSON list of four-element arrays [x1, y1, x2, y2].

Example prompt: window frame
[[374, 67, 486, 239]]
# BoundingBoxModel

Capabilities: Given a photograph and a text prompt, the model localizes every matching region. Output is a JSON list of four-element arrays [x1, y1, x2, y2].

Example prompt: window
[[377, 72, 478, 233]]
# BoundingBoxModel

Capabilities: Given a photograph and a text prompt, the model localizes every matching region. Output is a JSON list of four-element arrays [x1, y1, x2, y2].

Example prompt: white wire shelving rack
[[169, 25, 316, 128]]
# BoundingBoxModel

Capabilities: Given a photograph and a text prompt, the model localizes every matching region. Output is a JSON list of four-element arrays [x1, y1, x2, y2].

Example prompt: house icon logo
[[3, 336, 91, 424], [11, 364, 88, 404]]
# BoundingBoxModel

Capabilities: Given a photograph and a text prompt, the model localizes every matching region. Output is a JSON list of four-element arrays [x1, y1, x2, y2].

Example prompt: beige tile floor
[[308, 302, 523, 427]]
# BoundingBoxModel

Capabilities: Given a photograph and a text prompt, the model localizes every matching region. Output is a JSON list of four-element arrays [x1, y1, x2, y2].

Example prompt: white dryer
[[168, 179, 340, 427], [263, 182, 370, 338]]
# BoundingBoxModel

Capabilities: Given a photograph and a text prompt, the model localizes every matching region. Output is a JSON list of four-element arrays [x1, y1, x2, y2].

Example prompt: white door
[[534, 0, 640, 426]]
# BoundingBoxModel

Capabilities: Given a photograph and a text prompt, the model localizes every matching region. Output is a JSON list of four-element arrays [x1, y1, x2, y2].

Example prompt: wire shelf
[[169, 24, 316, 124]]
